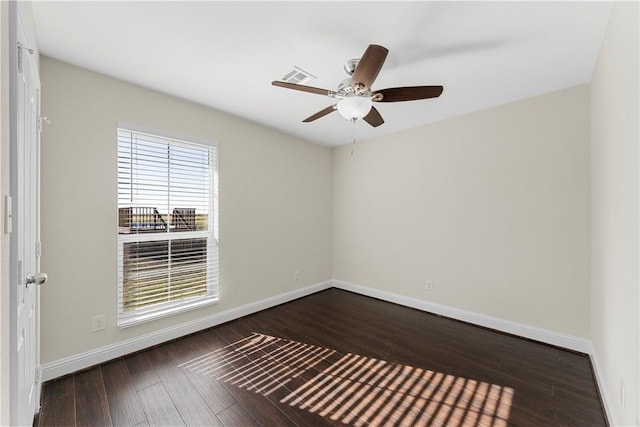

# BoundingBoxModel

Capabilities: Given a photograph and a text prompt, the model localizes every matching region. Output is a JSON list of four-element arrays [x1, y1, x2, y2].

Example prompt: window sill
[[117, 296, 219, 329]]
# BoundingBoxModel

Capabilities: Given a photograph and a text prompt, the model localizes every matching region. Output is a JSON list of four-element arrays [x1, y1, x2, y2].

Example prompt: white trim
[[116, 121, 217, 150], [587, 344, 616, 426], [332, 279, 592, 353], [40, 280, 332, 382], [117, 296, 219, 329]]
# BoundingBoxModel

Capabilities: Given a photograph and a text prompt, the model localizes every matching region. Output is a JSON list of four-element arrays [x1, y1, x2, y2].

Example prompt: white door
[[10, 4, 45, 425]]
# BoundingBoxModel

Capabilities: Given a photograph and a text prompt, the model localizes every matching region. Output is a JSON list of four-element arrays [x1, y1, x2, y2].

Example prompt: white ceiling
[[31, 1, 613, 147]]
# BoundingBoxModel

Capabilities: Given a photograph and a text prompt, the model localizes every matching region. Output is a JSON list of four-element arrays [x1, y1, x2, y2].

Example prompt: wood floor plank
[[37, 394, 75, 427], [136, 383, 185, 427], [215, 378, 302, 427], [101, 359, 147, 426], [124, 351, 160, 392], [37, 377, 76, 426], [40, 375, 74, 405], [216, 402, 257, 427], [145, 344, 220, 426], [38, 289, 607, 427], [74, 366, 112, 426], [165, 334, 238, 415]]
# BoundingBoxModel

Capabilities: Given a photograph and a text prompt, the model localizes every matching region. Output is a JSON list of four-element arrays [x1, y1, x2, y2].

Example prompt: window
[[117, 125, 218, 327]]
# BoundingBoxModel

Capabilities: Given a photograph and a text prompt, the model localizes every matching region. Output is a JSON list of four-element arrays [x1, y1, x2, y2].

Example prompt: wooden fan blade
[[303, 105, 337, 122], [351, 44, 388, 91], [363, 106, 384, 127], [373, 86, 443, 102], [272, 81, 336, 97]]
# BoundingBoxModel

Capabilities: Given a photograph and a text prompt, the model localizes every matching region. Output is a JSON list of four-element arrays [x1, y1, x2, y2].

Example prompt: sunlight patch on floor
[[179, 333, 514, 426], [281, 352, 513, 426], [178, 332, 335, 395]]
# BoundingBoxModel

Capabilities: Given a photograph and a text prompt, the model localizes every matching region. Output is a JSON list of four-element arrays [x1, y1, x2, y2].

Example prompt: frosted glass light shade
[[337, 96, 373, 121]]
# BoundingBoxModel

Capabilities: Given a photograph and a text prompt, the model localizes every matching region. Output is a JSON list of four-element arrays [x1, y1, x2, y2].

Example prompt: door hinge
[[36, 367, 42, 383], [17, 260, 23, 287], [3, 195, 11, 234], [37, 115, 51, 133], [36, 241, 42, 258], [17, 42, 34, 74]]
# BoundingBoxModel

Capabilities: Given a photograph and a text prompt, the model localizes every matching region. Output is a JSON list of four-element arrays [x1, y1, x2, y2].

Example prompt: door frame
[[0, 2, 11, 425]]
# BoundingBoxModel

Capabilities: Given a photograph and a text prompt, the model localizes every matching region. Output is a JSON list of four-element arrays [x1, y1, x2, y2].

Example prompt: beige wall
[[39, 57, 333, 363], [591, 1, 639, 425], [333, 84, 591, 338]]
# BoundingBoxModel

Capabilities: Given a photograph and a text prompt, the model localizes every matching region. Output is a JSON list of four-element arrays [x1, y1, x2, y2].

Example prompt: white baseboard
[[40, 280, 333, 382], [587, 344, 616, 426], [332, 279, 592, 353]]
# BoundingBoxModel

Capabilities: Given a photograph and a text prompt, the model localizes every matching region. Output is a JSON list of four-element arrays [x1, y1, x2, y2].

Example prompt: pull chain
[[350, 119, 357, 156]]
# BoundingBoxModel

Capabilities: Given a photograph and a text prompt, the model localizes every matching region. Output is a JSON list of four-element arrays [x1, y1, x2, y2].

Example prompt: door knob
[[26, 273, 48, 288]]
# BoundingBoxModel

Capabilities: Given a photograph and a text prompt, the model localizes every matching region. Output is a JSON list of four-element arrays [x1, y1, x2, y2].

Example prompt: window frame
[[116, 123, 219, 328]]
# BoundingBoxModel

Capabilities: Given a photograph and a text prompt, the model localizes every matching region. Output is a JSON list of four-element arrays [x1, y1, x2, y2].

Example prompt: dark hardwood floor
[[36, 289, 607, 426]]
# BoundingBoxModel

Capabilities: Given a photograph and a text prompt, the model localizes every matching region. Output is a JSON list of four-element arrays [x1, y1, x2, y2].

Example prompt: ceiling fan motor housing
[[336, 79, 371, 98], [343, 58, 359, 76]]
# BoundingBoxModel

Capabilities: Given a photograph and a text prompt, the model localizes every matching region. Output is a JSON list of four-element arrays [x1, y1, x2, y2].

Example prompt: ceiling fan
[[272, 44, 443, 127]]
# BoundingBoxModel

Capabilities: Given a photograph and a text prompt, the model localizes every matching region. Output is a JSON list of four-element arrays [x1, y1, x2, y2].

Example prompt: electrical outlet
[[426, 280, 433, 291], [92, 314, 106, 332], [293, 270, 301, 281]]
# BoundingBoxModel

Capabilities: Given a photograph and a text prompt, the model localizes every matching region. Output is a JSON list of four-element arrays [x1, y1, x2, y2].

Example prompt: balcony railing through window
[[118, 207, 204, 234]]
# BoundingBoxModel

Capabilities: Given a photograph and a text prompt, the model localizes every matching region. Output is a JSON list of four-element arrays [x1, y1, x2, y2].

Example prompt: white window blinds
[[117, 126, 218, 327]]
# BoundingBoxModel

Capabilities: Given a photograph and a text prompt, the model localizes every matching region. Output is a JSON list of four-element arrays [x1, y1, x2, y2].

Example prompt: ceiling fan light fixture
[[337, 96, 372, 121]]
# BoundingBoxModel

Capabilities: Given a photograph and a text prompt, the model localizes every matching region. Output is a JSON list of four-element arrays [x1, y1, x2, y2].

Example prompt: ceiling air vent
[[282, 66, 316, 85]]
